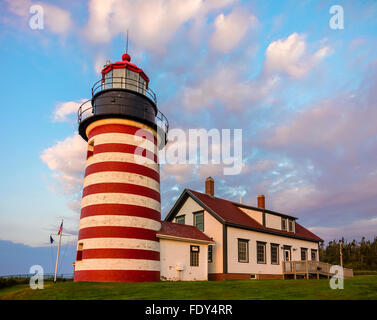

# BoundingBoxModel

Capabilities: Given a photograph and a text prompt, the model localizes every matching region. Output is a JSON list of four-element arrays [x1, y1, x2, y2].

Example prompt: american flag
[[57, 220, 63, 235]]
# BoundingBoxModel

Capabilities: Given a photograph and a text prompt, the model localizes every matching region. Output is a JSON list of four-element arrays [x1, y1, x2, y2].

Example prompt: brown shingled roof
[[166, 189, 323, 243], [157, 221, 214, 243]]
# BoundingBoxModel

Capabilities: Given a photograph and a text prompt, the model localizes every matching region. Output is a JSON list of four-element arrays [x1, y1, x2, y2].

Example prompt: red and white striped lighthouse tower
[[74, 52, 168, 282]]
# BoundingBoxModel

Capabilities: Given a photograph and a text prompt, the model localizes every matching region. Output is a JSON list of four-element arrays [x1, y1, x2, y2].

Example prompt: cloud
[[161, 163, 196, 184], [250, 159, 276, 172], [181, 65, 280, 111], [180, 33, 329, 112], [53, 99, 87, 122], [310, 217, 377, 242], [94, 53, 107, 74], [264, 33, 330, 78], [5, 0, 73, 35], [42, 2, 72, 35], [23, 1, 374, 245], [40, 134, 86, 199], [83, 0, 230, 53], [255, 60, 377, 231], [210, 8, 257, 53]]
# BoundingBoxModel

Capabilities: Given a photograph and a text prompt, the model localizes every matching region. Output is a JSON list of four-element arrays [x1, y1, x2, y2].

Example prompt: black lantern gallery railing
[[92, 76, 157, 104], [77, 75, 169, 140]]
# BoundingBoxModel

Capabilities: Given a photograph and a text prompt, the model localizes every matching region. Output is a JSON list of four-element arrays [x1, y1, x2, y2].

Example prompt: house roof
[[157, 221, 214, 244], [165, 189, 323, 243]]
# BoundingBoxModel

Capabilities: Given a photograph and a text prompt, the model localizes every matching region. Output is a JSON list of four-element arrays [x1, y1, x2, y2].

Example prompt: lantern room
[[78, 52, 168, 149], [100, 53, 149, 95]]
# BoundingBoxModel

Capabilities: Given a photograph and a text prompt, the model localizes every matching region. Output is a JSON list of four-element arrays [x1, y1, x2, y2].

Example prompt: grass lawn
[[0, 276, 376, 300]]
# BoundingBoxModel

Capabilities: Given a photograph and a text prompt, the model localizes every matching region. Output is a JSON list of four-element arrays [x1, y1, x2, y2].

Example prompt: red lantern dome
[[101, 53, 150, 88]]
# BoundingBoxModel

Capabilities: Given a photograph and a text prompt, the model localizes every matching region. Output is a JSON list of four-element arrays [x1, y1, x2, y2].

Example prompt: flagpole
[[54, 219, 63, 283]]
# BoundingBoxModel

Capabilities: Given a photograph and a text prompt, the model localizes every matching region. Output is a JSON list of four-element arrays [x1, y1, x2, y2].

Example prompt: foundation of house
[[208, 273, 284, 281]]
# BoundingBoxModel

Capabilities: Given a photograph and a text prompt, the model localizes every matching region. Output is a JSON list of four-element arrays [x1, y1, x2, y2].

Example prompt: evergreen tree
[[319, 237, 377, 270]]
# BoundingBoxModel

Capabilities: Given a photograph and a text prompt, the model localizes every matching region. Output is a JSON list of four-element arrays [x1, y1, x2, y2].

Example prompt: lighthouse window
[[139, 77, 146, 95], [76, 243, 83, 261], [126, 69, 139, 92], [112, 68, 125, 88], [104, 70, 113, 89], [87, 140, 94, 160]]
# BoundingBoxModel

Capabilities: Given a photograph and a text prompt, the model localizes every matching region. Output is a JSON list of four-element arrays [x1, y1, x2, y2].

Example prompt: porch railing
[[282, 260, 353, 279]]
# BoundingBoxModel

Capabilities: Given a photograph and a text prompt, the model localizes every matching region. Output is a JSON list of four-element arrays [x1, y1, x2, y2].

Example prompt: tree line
[[319, 237, 377, 270]]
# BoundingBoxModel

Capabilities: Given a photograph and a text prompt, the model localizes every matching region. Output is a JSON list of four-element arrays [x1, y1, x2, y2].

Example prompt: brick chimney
[[257, 195, 265, 209], [205, 177, 214, 196]]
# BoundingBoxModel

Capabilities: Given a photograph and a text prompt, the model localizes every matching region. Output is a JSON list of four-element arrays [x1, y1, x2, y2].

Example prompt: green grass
[[0, 276, 376, 300], [353, 270, 377, 276]]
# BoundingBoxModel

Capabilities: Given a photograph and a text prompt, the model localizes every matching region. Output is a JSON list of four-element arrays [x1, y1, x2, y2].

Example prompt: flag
[[57, 220, 63, 235], [50, 236, 54, 244]]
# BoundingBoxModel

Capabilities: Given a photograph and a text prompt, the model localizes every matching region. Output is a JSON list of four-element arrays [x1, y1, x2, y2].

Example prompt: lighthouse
[[74, 52, 168, 282]]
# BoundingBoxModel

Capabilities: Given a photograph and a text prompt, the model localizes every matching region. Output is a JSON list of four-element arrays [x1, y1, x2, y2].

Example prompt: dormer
[[236, 195, 297, 233]]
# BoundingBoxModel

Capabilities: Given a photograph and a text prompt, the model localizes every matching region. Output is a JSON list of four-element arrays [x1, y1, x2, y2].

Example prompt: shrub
[[0, 277, 29, 289]]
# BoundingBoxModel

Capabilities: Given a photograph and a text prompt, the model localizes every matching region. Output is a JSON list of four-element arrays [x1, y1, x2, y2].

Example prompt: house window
[[238, 239, 249, 263], [193, 211, 204, 232], [281, 218, 287, 231], [301, 248, 308, 261], [208, 245, 213, 263], [190, 245, 200, 266], [311, 249, 317, 261], [175, 215, 185, 224], [262, 212, 266, 227], [257, 242, 266, 264], [271, 244, 279, 265], [288, 220, 294, 232]]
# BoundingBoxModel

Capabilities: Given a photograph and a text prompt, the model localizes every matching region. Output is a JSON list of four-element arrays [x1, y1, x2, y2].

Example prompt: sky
[[0, 0, 377, 269]]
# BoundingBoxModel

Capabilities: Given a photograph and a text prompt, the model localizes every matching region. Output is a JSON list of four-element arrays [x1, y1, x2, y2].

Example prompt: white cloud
[[53, 99, 87, 122], [5, 0, 73, 35], [268, 184, 322, 214], [83, 0, 234, 53], [42, 3, 72, 35], [41, 134, 86, 197], [182, 65, 280, 110], [94, 53, 107, 74], [179, 33, 329, 112], [210, 8, 257, 53], [5, 0, 29, 17], [310, 217, 377, 242], [161, 163, 196, 184], [251, 159, 276, 172], [265, 33, 330, 78], [180, 33, 330, 112]]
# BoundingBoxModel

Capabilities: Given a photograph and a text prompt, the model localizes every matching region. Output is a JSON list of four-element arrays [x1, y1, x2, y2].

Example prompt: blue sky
[[0, 0, 377, 273]]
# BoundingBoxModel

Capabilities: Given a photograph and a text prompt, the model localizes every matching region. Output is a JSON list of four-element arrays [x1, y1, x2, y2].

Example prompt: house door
[[284, 249, 291, 261]]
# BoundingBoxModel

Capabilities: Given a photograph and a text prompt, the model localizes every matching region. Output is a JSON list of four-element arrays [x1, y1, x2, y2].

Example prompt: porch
[[282, 260, 354, 279]]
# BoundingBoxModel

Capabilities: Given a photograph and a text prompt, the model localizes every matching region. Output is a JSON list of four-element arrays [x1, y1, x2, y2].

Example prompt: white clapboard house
[[161, 177, 323, 281]]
